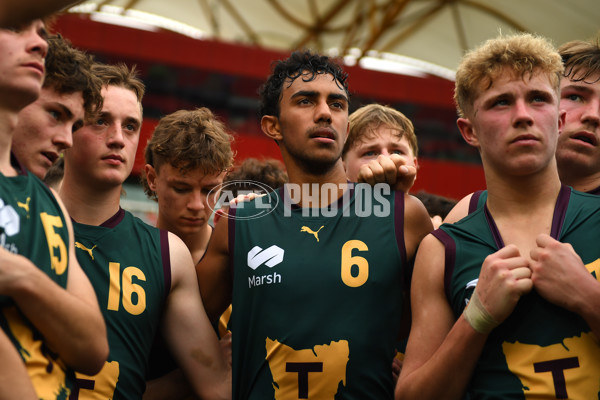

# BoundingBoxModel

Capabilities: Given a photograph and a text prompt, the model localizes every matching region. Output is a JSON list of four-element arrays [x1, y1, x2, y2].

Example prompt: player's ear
[[144, 164, 158, 191], [457, 118, 479, 147], [558, 109, 566, 134], [343, 121, 349, 144], [261, 115, 283, 141]]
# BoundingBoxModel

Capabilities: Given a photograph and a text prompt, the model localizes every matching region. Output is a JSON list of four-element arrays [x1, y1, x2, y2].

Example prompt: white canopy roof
[[70, 0, 600, 77]]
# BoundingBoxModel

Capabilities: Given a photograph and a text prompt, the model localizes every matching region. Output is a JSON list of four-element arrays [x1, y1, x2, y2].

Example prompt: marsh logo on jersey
[[0, 198, 20, 253], [247, 245, 284, 288]]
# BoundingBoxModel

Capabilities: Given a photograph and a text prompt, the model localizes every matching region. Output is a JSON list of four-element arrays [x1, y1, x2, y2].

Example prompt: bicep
[[403, 194, 434, 262], [401, 234, 455, 375], [163, 237, 225, 383], [53, 188, 99, 308], [196, 216, 232, 322], [443, 194, 473, 224], [165, 235, 213, 335]]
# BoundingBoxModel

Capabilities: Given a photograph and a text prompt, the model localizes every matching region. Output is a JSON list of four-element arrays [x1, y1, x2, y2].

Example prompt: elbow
[[395, 378, 419, 400], [88, 338, 110, 375], [73, 337, 109, 375], [195, 367, 232, 400], [68, 320, 109, 375], [199, 384, 231, 400]]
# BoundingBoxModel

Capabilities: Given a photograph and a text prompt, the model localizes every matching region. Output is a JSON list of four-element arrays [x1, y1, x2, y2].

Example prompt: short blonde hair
[[344, 104, 417, 157], [455, 33, 563, 118]]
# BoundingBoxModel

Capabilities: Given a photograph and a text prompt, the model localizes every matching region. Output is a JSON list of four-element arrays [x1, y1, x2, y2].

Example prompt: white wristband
[[463, 290, 499, 334]]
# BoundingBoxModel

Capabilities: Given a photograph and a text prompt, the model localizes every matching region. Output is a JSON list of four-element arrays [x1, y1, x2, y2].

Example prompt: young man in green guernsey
[[0, 20, 109, 399], [444, 37, 600, 223], [198, 50, 432, 399], [141, 107, 235, 399], [395, 34, 600, 400], [59, 63, 231, 399]]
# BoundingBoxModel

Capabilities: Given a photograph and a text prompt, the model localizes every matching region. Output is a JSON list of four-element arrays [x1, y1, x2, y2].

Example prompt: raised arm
[[1, 191, 108, 375], [357, 154, 416, 192], [196, 212, 232, 323], [163, 232, 231, 400]]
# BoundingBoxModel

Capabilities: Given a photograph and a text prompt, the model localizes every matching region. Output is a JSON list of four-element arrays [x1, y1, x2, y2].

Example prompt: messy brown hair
[[559, 38, 600, 84], [142, 107, 234, 200], [92, 62, 145, 111], [44, 34, 102, 119]]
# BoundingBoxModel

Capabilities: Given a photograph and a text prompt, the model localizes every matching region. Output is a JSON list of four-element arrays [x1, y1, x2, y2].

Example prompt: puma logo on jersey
[[17, 197, 30, 216], [75, 242, 97, 260], [301, 225, 324, 242]]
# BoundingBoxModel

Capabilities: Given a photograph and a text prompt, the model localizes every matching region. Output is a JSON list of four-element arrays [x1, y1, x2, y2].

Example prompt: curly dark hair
[[258, 50, 349, 118], [44, 34, 103, 118]]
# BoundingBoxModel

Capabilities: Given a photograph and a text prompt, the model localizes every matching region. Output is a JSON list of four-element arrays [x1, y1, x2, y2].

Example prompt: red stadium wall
[[136, 118, 485, 200], [55, 13, 485, 200]]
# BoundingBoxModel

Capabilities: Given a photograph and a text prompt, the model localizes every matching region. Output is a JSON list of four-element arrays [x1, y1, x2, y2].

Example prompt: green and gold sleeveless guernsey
[[0, 155, 73, 399], [71, 209, 170, 400], [434, 185, 600, 399], [230, 183, 408, 400], [467, 184, 600, 217]]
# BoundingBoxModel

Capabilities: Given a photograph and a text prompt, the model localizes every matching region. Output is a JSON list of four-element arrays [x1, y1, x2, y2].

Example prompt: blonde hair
[[455, 33, 563, 118], [344, 104, 417, 157]]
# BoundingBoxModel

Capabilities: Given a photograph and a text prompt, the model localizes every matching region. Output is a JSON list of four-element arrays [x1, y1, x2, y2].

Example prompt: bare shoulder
[[404, 193, 432, 224], [403, 194, 434, 260], [195, 212, 232, 322], [167, 232, 195, 284], [409, 233, 453, 345], [399, 233, 457, 382], [443, 192, 474, 224], [412, 234, 447, 290]]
